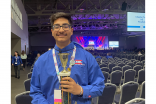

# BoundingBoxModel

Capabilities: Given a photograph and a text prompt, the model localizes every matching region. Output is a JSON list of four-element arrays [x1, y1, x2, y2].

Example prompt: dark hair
[[50, 12, 73, 28], [14, 51, 20, 56]]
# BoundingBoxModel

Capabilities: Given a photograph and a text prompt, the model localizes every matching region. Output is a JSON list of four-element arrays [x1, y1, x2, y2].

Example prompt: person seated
[[138, 51, 142, 56], [95, 53, 101, 59], [106, 53, 113, 59]]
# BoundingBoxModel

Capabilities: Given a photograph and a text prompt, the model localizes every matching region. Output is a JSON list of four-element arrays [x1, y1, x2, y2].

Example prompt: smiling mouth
[[56, 34, 67, 36]]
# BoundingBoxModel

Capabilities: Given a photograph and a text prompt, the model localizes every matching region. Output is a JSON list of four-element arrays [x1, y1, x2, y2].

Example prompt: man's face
[[51, 17, 73, 43]]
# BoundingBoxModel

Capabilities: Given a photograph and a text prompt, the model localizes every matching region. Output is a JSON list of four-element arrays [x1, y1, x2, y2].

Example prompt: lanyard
[[15, 56, 18, 62], [52, 45, 76, 82]]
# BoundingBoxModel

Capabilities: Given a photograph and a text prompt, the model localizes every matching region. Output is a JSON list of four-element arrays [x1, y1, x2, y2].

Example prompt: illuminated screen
[[89, 41, 94, 45], [127, 12, 145, 31], [109, 41, 119, 48]]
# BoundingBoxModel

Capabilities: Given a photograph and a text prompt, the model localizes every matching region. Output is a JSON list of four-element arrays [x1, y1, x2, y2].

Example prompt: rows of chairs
[[15, 62, 34, 104], [92, 81, 145, 104]]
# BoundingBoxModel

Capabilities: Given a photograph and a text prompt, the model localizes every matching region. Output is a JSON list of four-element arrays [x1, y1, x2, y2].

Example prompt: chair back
[[24, 79, 31, 91], [100, 64, 107, 68], [140, 81, 145, 98], [122, 65, 132, 77], [15, 91, 32, 104], [124, 69, 136, 84], [98, 83, 116, 104], [112, 66, 122, 71], [140, 55, 145, 61], [119, 81, 139, 104], [135, 62, 142, 67], [125, 98, 145, 104], [110, 70, 122, 86], [27, 72, 32, 79], [127, 62, 134, 68], [101, 67, 109, 73], [108, 63, 116, 73], [133, 65, 142, 77], [118, 63, 125, 68], [138, 69, 145, 84], [102, 71, 109, 83]]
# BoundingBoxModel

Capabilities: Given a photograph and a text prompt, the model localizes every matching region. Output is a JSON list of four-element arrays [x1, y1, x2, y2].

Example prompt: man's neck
[[56, 41, 71, 49]]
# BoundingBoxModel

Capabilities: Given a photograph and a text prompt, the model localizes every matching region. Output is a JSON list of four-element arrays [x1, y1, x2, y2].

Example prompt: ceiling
[[22, 0, 145, 36]]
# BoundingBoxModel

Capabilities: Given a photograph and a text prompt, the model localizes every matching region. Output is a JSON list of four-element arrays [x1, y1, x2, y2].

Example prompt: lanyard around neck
[[52, 45, 76, 82]]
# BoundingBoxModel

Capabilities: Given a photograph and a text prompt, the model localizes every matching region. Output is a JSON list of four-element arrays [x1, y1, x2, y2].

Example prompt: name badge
[[54, 89, 62, 104], [15, 62, 17, 64]]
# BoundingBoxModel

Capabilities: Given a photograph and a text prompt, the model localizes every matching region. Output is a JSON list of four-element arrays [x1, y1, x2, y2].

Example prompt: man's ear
[[71, 28, 73, 36], [51, 29, 54, 36]]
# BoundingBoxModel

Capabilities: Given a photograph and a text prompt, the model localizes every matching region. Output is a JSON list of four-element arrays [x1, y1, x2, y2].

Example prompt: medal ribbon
[[52, 45, 76, 82]]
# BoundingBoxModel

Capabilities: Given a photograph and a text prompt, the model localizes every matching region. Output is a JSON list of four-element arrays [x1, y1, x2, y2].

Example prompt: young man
[[30, 12, 105, 104]]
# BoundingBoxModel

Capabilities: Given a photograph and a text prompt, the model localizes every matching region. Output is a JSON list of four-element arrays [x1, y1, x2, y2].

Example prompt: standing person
[[12, 51, 23, 79], [21, 50, 27, 71], [30, 12, 105, 104]]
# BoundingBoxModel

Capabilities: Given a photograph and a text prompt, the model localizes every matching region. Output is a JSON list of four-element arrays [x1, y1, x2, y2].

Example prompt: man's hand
[[60, 77, 83, 95], [21, 64, 23, 66]]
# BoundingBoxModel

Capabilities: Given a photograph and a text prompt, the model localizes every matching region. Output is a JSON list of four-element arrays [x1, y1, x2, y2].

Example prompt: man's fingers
[[60, 81, 70, 85], [62, 77, 74, 82], [61, 89, 71, 93], [60, 85, 71, 89]]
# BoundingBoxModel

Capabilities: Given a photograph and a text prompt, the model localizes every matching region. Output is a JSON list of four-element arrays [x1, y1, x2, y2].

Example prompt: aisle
[[11, 65, 31, 104]]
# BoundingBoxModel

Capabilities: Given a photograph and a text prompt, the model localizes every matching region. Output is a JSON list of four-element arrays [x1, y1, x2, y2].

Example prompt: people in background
[[95, 53, 102, 59], [138, 51, 142, 56], [21, 50, 27, 71], [12, 51, 23, 79], [106, 53, 113, 59]]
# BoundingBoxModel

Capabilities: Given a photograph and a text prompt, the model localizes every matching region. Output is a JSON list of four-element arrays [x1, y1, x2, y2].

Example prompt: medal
[[67, 68, 71, 71], [70, 60, 75, 66]]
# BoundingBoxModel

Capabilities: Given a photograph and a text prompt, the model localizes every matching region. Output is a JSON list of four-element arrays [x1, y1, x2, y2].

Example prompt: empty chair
[[140, 81, 145, 99], [110, 70, 122, 86], [131, 55, 135, 59], [15, 91, 32, 104], [30, 68, 33, 72], [131, 59, 136, 62], [98, 83, 117, 104], [133, 60, 140, 65], [137, 69, 145, 85], [27, 72, 32, 79], [140, 55, 145, 61], [102, 71, 109, 83], [122, 65, 132, 78], [24, 79, 31, 91], [134, 55, 138, 60], [115, 81, 139, 104], [125, 98, 145, 104], [135, 62, 142, 67], [141, 60, 145, 67], [101, 67, 109, 73], [99, 64, 107, 68], [118, 63, 125, 68], [112, 66, 122, 71], [127, 62, 134, 68], [108, 63, 116, 73], [133, 65, 142, 78], [127, 55, 131, 60], [137, 55, 142, 61], [123, 69, 136, 84]]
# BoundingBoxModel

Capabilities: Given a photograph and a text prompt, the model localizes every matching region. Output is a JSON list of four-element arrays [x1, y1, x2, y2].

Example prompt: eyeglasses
[[53, 24, 71, 31]]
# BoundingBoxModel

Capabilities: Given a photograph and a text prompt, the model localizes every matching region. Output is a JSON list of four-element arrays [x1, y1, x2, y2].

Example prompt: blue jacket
[[106, 55, 113, 59], [95, 56, 101, 59], [12, 56, 23, 66], [30, 41, 105, 104]]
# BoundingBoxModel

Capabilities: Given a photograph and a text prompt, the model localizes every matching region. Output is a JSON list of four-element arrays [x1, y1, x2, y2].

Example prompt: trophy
[[58, 53, 72, 104]]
